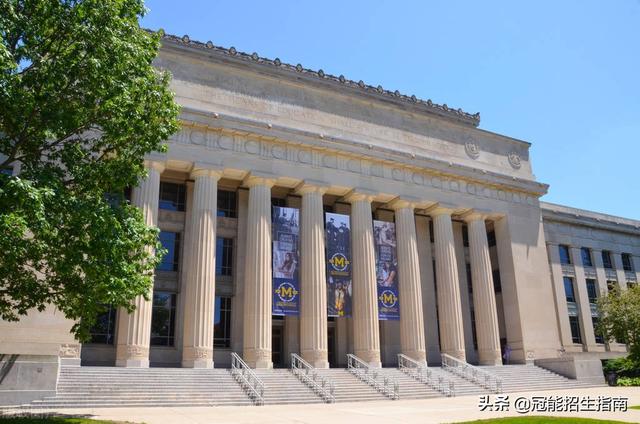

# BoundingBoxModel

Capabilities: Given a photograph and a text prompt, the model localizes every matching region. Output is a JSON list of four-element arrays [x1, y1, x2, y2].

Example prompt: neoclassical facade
[[2, 33, 639, 395]]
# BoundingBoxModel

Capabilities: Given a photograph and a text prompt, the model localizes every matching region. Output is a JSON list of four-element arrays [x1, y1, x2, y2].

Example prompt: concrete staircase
[[25, 366, 253, 408], [18, 364, 605, 409], [251, 369, 325, 404], [378, 368, 443, 399], [314, 369, 389, 402], [479, 365, 605, 393]]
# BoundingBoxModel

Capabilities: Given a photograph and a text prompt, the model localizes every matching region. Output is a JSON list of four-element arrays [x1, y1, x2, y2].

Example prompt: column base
[[244, 349, 273, 369], [116, 358, 149, 368], [182, 359, 214, 369], [355, 350, 381, 368], [301, 350, 329, 369], [402, 350, 427, 365], [478, 349, 503, 366], [442, 349, 466, 362]]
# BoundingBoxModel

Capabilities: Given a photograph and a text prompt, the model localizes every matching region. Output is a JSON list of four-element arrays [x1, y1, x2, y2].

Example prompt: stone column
[[298, 183, 329, 368], [347, 191, 381, 367], [390, 199, 427, 363], [430, 205, 466, 361], [116, 160, 164, 367], [243, 176, 275, 368], [464, 213, 502, 365], [181, 167, 221, 368], [415, 215, 441, 364]]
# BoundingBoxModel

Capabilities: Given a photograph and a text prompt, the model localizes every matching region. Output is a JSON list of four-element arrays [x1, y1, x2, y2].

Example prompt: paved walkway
[[2, 387, 639, 423]]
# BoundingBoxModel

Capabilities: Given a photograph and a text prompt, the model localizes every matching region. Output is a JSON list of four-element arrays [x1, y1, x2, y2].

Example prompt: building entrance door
[[328, 325, 336, 367], [272, 325, 284, 368]]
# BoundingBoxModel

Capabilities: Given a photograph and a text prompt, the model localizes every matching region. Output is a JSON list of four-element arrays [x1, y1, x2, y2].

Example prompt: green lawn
[[0, 417, 130, 424], [460, 417, 630, 424]]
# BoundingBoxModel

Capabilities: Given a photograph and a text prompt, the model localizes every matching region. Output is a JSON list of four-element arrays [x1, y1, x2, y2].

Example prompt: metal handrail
[[290, 353, 335, 403], [397, 354, 455, 397], [230, 352, 265, 405], [441, 353, 502, 393], [347, 354, 399, 400]]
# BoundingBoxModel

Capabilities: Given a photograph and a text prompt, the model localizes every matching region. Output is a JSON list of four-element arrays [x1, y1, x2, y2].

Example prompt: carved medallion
[[464, 141, 480, 159], [508, 152, 522, 169]]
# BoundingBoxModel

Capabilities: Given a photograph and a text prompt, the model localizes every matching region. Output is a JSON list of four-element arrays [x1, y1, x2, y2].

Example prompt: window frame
[[563, 276, 576, 303], [215, 237, 234, 277], [217, 189, 237, 218], [158, 182, 186, 212], [214, 296, 232, 348], [88, 305, 117, 345], [158, 231, 181, 272], [559, 245, 572, 265], [150, 292, 177, 347], [621, 253, 634, 272], [601, 250, 613, 269], [581, 247, 593, 268]]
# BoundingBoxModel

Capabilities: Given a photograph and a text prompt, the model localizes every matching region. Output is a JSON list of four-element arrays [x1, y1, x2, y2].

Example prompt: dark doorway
[[328, 326, 336, 367], [272, 325, 284, 368]]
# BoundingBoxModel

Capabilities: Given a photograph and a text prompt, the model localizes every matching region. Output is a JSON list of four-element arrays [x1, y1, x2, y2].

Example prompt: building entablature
[[542, 202, 640, 239], [160, 120, 546, 216], [155, 34, 539, 183]]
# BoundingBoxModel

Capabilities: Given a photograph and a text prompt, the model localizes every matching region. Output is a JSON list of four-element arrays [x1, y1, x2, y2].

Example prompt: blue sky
[[142, 1, 640, 220]]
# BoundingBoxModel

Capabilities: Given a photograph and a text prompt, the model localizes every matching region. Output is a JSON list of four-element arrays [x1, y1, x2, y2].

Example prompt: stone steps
[[21, 363, 605, 409]]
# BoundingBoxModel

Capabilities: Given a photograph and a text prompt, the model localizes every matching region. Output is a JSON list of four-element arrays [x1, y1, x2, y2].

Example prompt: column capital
[[295, 180, 329, 196], [244, 171, 276, 188], [190, 163, 223, 179], [425, 202, 459, 217], [344, 188, 376, 204], [461, 209, 492, 223], [387, 196, 420, 211], [144, 159, 165, 173]]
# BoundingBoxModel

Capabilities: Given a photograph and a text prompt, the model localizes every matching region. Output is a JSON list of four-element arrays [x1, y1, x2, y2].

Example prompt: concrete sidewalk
[[2, 386, 639, 424]]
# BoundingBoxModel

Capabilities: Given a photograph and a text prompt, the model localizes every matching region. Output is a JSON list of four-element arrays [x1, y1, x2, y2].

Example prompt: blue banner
[[374, 220, 400, 320], [272, 206, 300, 316], [325, 213, 352, 317]]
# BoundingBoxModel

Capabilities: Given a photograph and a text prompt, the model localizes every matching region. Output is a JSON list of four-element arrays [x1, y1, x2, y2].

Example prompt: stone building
[[1, 33, 639, 404]]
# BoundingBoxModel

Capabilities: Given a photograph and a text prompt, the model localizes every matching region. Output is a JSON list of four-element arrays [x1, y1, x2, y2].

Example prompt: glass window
[[569, 315, 582, 344], [88, 305, 117, 344], [217, 190, 237, 218], [563, 277, 576, 303], [466, 263, 473, 294], [158, 231, 181, 272], [159, 182, 186, 212], [214, 296, 232, 348], [216, 237, 234, 276], [602, 250, 613, 269], [559, 245, 571, 265], [487, 230, 496, 247], [150, 292, 177, 346], [492, 269, 502, 293], [581, 247, 593, 267], [586, 279, 598, 304], [592, 317, 605, 344], [622, 253, 634, 272], [323, 204, 334, 214]]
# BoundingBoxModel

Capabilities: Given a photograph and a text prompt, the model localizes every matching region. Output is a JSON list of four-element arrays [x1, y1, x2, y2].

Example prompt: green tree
[[0, 0, 179, 340], [597, 285, 640, 363]]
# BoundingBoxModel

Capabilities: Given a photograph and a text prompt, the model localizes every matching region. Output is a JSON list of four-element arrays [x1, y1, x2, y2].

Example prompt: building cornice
[[155, 31, 481, 128], [541, 202, 640, 236]]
